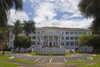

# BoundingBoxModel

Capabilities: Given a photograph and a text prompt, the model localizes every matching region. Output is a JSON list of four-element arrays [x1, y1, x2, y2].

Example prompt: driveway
[[7, 53, 95, 63]]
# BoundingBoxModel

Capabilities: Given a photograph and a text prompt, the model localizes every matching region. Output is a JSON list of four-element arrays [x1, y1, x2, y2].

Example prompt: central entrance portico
[[34, 33, 66, 54]]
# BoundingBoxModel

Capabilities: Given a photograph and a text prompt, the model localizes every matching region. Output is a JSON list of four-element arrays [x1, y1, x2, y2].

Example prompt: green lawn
[[78, 62, 100, 67], [65, 55, 100, 64], [0, 55, 37, 64], [29, 52, 73, 56], [0, 61, 19, 67], [0, 51, 12, 53]]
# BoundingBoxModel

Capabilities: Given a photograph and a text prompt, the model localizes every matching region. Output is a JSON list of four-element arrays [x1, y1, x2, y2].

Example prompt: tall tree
[[0, 25, 11, 55], [0, 0, 23, 27], [23, 20, 36, 37], [78, 0, 100, 34], [12, 19, 23, 36]]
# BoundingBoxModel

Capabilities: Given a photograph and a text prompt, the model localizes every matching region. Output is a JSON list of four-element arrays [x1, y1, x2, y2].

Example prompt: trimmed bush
[[77, 49, 82, 53]]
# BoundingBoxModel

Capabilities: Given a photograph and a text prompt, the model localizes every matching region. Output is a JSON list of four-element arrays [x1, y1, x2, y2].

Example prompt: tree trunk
[[2, 45, 5, 55]]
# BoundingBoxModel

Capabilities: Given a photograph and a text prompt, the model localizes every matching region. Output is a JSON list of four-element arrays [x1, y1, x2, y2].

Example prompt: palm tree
[[0, 0, 23, 27], [23, 20, 36, 37], [12, 19, 23, 36], [78, 0, 100, 35]]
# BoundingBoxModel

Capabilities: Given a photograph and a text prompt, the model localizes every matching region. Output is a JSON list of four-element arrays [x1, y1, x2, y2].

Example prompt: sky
[[8, 0, 94, 29]]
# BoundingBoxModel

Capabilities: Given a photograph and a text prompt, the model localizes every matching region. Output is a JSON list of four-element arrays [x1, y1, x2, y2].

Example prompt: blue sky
[[8, 0, 93, 28]]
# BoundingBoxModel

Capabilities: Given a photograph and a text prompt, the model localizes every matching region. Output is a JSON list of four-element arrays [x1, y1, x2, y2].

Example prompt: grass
[[65, 55, 100, 64], [0, 51, 12, 53], [65, 53, 73, 56], [29, 52, 73, 56], [0, 55, 37, 64], [0, 61, 19, 67], [78, 62, 100, 67]]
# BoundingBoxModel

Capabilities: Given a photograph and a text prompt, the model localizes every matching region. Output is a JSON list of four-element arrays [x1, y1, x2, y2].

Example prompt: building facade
[[9, 27, 93, 53]]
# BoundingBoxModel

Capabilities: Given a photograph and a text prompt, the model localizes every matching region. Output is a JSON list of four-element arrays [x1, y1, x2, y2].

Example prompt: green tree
[[13, 35, 32, 53], [0, 0, 23, 27], [78, 33, 100, 52], [21, 35, 32, 52], [0, 27, 9, 55], [13, 35, 22, 53], [78, 0, 100, 34], [23, 20, 36, 37], [12, 19, 23, 36]]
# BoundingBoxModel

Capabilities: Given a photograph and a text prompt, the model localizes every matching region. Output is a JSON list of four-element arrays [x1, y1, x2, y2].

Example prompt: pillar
[[48, 36, 49, 46]]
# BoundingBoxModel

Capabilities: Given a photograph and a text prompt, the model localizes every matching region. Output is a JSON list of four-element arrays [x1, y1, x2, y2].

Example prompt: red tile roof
[[36, 27, 90, 31]]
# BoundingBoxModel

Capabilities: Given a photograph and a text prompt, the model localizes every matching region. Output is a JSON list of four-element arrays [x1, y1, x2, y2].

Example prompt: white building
[[9, 27, 93, 54]]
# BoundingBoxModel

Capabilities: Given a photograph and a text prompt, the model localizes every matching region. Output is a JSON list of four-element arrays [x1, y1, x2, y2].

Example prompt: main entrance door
[[50, 42, 52, 46]]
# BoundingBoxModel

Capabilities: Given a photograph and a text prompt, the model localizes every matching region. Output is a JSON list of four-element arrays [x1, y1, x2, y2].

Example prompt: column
[[58, 36, 59, 46], [60, 35, 61, 45], [48, 36, 49, 46], [53, 36, 54, 46], [43, 35, 44, 46], [40, 36, 41, 45]]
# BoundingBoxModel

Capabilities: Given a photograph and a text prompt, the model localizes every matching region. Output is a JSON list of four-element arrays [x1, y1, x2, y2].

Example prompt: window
[[32, 36, 36, 39], [66, 37, 69, 40], [66, 41, 69, 45], [71, 41, 74, 45], [32, 41, 36, 45], [38, 32, 40, 34], [33, 32, 36, 34], [62, 32, 64, 34], [75, 37, 78, 40], [79, 32, 82, 34], [66, 32, 69, 34], [70, 32, 73, 34], [70, 37, 74, 40], [29, 37, 31, 40], [62, 42, 64, 45], [75, 32, 78, 34], [62, 37, 64, 40], [75, 41, 78, 45], [41, 31, 45, 33]]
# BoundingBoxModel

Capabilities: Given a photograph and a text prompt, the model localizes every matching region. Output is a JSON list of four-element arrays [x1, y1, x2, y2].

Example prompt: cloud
[[8, 9, 30, 25], [28, 0, 93, 28], [23, 0, 26, 2], [33, 2, 57, 23]]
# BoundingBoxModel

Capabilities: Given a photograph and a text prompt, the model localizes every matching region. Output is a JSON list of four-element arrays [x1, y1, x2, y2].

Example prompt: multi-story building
[[9, 27, 93, 53]]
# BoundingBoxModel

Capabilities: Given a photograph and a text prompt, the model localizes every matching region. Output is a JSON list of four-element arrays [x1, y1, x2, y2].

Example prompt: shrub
[[77, 49, 82, 53], [48, 53, 53, 56]]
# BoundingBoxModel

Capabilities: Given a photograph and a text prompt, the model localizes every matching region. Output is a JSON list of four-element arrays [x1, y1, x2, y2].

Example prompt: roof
[[36, 27, 91, 31]]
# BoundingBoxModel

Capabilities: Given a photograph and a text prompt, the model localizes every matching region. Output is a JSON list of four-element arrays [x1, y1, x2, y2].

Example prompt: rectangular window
[[70, 32, 73, 34], [71, 41, 74, 45], [62, 42, 64, 45], [32, 36, 36, 39], [66, 32, 69, 34], [33, 41, 36, 45], [38, 32, 40, 34], [75, 41, 78, 45], [75, 37, 78, 40], [62, 32, 64, 34], [62, 37, 64, 40], [66, 37, 69, 40], [79, 32, 82, 34], [29, 37, 31, 40], [70, 37, 74, 40], [66, 41, 69, 45], [33, 32, 36, 34], [75, 32, 78, 34]]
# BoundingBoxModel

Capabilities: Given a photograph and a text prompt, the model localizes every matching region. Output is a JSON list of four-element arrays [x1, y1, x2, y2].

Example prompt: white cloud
[[8, 9, 30, 25], [23, 0, 26, 2], [29, 0, 94, 28], [33, 2, 57, 23]]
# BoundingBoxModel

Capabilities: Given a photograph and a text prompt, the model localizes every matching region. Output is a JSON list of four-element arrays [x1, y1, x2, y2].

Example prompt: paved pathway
[[7, 53, 95, 63]]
